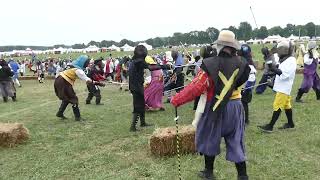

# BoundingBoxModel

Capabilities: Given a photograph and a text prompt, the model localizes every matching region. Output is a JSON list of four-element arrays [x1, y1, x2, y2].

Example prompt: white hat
[[214, 30, 240, 50]]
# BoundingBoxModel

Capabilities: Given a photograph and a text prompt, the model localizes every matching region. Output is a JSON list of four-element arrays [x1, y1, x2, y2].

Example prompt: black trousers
[[86, 84, 101, 103], [131, 91, 145, 114]]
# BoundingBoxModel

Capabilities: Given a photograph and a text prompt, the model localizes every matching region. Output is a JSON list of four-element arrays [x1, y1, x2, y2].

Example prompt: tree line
[[1, 22, 319, 52]]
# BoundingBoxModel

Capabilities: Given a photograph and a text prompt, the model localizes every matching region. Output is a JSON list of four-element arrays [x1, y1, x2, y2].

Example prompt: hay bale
[[150, 125, 196, 156], [0, 123, 29, 147]]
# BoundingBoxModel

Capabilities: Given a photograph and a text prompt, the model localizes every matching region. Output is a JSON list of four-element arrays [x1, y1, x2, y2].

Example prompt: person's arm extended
[[171, 70, 213, 107]]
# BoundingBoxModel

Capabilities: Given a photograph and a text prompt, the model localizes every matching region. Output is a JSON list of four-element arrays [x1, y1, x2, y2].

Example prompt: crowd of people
[[1, 30, 320, 180]]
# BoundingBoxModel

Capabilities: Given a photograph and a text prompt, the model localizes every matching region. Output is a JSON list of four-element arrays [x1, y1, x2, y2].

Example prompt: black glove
[[270, 67, 282, 76]]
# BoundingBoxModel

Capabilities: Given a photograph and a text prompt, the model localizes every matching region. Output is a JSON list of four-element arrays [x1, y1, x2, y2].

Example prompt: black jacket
[[0, 65, 13, 81], [129, 58, 169, 93]]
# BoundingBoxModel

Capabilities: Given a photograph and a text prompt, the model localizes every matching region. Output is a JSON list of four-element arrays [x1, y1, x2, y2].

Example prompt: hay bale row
[[150, 125, 196, 156], [0, 123, 29, 147]]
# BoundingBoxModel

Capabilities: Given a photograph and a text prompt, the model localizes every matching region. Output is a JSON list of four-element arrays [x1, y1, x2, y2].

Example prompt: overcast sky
[[0, 0, 319, 46]]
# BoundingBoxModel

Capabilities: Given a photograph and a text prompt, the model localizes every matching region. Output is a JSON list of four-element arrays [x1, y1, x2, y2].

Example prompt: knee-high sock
[[269, 109, 281, 128], [204, 155, 215, 172], [284, 109, 294, 126], [235, 161, 247, 177]]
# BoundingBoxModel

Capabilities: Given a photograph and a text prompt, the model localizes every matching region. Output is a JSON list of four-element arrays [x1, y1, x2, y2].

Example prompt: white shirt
[[75, 69, 91, 81], [304, 54, 313, 65], [273, 57, 297, 95], [114, 60, 119, 69], [20, 63, 26, 73], [274, 53, 280, 65], [248, 65, 256, 82]]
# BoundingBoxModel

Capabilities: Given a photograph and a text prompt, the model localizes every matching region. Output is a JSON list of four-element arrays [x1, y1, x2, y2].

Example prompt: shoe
[[238, 175, 249, 180], [278, 123, 295, 130], [96, 103, 104, 105], [258, 124, 273, 133], [159, 107, 165, 111], [56, 114, 68, 119], [198, 169, 215, 180], [86, 101, 91, 104], [75, 117, 86, 121], [130, 113, 139, 132], [295, 99, 303, 103]]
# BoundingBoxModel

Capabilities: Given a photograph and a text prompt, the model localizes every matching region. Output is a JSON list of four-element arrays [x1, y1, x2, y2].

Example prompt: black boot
[[130, 113, 139, 132], [279, 109, 295, 129], [95, 95, 104, 105], [258, 109, 281, 133], [140, 112, 152, 127], [235, 162, 248, 180], [56, 101, 68, 119], [86, 93, 93, 104], [3, 97, 8, 102], [72, 104, 83, 121], [295, 89, 304, 103], [12, 93, 17, 102], [198, 155, 215, 180], [315, 89, 320, 100]]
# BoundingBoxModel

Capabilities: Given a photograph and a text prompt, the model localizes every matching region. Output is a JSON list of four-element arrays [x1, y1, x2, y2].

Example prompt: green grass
[[0, 71, 320, 179]]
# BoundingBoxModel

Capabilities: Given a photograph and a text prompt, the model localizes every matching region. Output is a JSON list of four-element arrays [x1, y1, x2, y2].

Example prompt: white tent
[[138, 42, 153, 50], [287, 34, 300, 41], [108, 44, 121, 51], [263, 35, 283, 44], [121, 44, 134, 52], [53, 47, 66, 54], [85, 45, 100, 53]]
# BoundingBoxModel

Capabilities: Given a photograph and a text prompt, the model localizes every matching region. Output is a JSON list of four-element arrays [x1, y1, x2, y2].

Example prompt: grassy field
[[0, 70, 320, 180]]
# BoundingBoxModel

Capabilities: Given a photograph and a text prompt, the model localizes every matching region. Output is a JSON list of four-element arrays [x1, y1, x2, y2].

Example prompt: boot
[[95, 96, 104, 105], [140, 112, 152, 127], [12, 93, 17, 102], [258, 109, 281, 133], [238, 176, 249, 180], [315, 89, 320, 100], [56, 101, 68, 119], [236, 162, 248, 180], [3, 97, 8, 102], [295, 89, 304, 103], [72, 104, 83, 121], [130, 113, 139, 132], [86, 93, 93, 104], [198, 155, 215, 180], [279, 109, 295, 129]]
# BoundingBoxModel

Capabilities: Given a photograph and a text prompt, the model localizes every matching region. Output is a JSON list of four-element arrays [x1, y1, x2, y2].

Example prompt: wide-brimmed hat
[[307, 41, 317, 50], [214, 30, 240, 50]]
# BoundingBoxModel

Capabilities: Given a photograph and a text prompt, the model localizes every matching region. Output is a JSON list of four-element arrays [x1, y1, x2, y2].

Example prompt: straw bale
[[0, 123, 29, 147], [150, 125, 196, 156]]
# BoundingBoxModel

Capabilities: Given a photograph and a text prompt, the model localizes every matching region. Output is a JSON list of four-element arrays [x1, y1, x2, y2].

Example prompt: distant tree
[[119, 39, 135, 46], [206, 27, 220, 41], [253, 26, 269, 39], [268, 26, 283, 36], [305, 22, 316, 38], [237, 22, 253, 41], [72, 43, 86, 49]]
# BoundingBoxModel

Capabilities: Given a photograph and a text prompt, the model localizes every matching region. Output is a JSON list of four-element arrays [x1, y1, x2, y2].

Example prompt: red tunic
[[171, 70, 214, 107]]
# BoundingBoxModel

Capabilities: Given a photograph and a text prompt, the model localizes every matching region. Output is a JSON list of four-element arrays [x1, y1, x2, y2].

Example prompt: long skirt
[[54, 76, 78, 104], [0, 81, 15, 97], [144, 70, 164, 109], [195, 99, 246, 163], [299, 73, 320, 93]]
